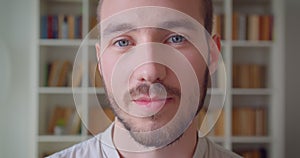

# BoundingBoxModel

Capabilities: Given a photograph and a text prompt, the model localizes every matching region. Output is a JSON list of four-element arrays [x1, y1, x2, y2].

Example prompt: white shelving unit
[[33, 0, 285, 157]]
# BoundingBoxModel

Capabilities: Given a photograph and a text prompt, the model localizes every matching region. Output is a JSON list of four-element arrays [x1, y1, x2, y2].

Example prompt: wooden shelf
[[39, 39, 82, 46], [232, 136, 271, 144], [38, 135, 83, 142], [232, 41, 273, 47], [232, 88, 272, 95], [34, 0, 284, 157]]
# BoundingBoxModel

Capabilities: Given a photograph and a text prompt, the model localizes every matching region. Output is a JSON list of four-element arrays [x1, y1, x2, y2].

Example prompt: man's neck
[[113, 119, 198, 158]]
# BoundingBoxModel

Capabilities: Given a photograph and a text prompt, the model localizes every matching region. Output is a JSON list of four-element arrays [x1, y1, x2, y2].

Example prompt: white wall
[[0, 0, 37, 157], [285, 0, 300, 157]]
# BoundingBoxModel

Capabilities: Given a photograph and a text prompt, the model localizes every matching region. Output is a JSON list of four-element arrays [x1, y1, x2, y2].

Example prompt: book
[[212, 14, 224, 39], [238, 13, 247, 41], [47, 60, 62, 87], [47, 106, 73, 134], [57, 61, 71, 87], [52, 15, 59, 39], [232, 12, 239, 40], [232, 106, 267, 136], [90, 16, 98, 31], [232, 107, 256, 136], [214, 110, 225, 136], [68, 110, 81, 135], [40, 15, 48, 39], [71, 63, 83, 87], [68, 15, 75, 39], [75, 16, 82, 39], [238, 64, 251, 88], [247, 14, 260, 41], [232, 64, 239, 88], [58, 14, 64, 39], [47, 15, 53, 39], [260, 15, 273, 41], [249, 64, 266, 88], [255, 107, 267, 136], [47, 106, 82, 135], [236, 148, 267, 158], [232, 64, 266, 88], [47, 60, 71, 87]]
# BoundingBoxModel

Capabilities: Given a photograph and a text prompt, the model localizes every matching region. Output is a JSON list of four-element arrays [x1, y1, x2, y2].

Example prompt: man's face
[[97, 0, 208, 147]]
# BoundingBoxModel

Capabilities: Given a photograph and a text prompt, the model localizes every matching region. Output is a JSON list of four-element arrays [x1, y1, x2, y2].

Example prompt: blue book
[[40, 15, 48, 39], [75, 15, 82, 39], [52, 15, 59, 39]]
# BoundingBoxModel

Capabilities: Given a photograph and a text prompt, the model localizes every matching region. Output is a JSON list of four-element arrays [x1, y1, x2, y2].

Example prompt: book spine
[[47, 15, 53, 39], [232, 12, 239, 40], [52, 15, 59, 39], [238, 13, 246, 41], [247, 14, 260, 41], [68, 15, 75, 39], [40, 15, 48, 39]]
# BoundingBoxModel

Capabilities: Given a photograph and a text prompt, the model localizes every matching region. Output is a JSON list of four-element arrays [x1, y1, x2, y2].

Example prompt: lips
[[133, 96, 173, 107]]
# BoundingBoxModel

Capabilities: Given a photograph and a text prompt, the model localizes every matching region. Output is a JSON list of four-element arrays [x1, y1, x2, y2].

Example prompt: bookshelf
[[33, 0, 285, 157]]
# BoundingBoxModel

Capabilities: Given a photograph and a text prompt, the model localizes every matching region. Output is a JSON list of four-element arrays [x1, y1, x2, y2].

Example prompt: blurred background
[[0, 0, 299, 157]]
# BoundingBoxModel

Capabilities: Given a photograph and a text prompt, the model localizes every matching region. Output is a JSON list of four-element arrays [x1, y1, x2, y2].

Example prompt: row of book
[[48, 105, 266, 137], [232, 107, 267, 136], [235, 148, 267, 158], [232, 64, 266, 88], [46, 60, 102, 87], [213, 13, 273, 41], [198, 106, 267, 136], [47, 106, 81, 135], [40, 15, 82, 39], [198, 109, 225, 136], [47, 105, 114, 135]]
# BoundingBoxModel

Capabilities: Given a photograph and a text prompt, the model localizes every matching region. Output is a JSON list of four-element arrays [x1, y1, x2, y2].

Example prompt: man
[[48, 0, 241, 157]]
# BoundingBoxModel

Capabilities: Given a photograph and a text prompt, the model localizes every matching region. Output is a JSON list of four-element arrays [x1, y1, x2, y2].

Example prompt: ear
[[208, 34, 221, 74], [95, 43, 102, 75]]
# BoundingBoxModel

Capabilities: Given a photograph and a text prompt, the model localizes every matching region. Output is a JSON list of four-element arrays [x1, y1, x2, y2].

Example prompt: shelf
[[233, 0, 270, 5], [208, 136, 225, 143], [87, 87, 105, 94], [87, 39, 98, 46], [38, 135, 83, 142], [34, 0, 284, 157], [39, 39, 82, 46], [232, 136, 271, 144], [232, 41, 273, 47], [39, 87, 106, 94], [39, 87, 81, 94], [232, 88, 272, 95], [47, 0, 82, 3], [207, 88, 226, 95]]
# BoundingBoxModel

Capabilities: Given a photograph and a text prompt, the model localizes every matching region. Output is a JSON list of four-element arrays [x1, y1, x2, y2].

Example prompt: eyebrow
[[102, 19, 197, 37], [102, 23, 135, 37], [158, 19, 197, 31]]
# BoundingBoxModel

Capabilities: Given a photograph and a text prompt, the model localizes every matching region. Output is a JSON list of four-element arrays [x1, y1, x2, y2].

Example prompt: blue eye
[[114, 39, 132, 47], [167, 35, 186, 44]]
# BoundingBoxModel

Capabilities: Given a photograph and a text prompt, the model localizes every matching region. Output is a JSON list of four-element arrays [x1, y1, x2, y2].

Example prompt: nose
[[134, 62, 167, 83]]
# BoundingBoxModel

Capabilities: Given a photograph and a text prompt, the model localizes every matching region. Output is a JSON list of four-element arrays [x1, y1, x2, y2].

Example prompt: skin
[[96, 0, 221, 157]]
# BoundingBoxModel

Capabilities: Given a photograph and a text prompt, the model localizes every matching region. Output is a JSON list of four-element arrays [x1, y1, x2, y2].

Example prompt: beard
[[101, 69, 209, 148]]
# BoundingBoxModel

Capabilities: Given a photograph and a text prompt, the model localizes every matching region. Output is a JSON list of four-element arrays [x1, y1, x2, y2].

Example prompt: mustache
[[129, 83, 181, 98]]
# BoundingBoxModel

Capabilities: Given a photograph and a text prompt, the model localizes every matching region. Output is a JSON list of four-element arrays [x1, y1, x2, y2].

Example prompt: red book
[[47, 15, 53, 39]]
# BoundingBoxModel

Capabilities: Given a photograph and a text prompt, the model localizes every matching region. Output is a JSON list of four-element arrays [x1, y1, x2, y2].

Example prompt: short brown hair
[[97, 0, 213, 34]]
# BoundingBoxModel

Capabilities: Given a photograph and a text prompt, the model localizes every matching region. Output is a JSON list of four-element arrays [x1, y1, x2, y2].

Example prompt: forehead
[[100, 0, 203, 23]]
